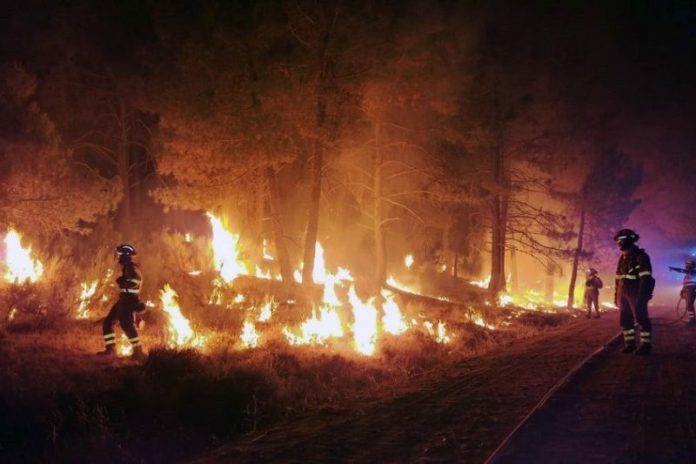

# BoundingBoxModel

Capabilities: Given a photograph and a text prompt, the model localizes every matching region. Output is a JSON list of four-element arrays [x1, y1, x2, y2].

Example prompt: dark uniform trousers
[[103, 294, 142, 348], [617, 281, 652, 334], [684, 285, 696, 322]]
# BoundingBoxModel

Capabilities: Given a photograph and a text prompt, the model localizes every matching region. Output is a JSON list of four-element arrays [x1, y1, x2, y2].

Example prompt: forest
[[1, 0, 696, 462]]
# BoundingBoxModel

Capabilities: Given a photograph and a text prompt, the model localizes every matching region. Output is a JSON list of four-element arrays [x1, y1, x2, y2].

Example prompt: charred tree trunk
[[373, 123, 386, 288], [567, 205, 586, 309], [301, 28, 332, 286], [302, 138, 323, 285], [266, 167, 294, 284]]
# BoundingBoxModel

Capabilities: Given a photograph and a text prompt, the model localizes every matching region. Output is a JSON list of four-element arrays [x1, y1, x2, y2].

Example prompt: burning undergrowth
[[0, 222, 583, 462]]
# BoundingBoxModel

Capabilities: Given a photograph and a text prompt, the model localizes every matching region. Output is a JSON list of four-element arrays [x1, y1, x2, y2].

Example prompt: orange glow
[[76, 280, 98, 320], [207, 212, 248, 282], [240, 320, 260, 348], [160, 284, 206, 349], [3, 229, 44, 284], [348, 286, 378, 355]]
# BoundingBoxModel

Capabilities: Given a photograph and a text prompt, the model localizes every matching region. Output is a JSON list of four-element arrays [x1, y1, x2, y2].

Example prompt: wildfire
[[160, 284, 205, 349], [381, 289, 409, 335], [240, 320, 260, 348], [283, 307, 344, 346], [76, 280, 98, 319], [470, 275, 491, 289], [404, 254, 414, 269], [348, 286, 378, 355], [257, 299, 274, 322], [207, 212, 248, 282], [3, 229, 44, 284]]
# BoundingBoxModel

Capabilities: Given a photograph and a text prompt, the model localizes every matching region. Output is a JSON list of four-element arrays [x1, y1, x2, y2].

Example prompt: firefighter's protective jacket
[[117, 261, 143, 299], [615, 246, 654, 301]]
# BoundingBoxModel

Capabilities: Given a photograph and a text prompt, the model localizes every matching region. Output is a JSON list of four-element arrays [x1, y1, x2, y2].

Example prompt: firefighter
[[584, 268, 603, 319], [614, 229, 655, 355], [98, 244, 147, 361], [669, 259, 696, 325]]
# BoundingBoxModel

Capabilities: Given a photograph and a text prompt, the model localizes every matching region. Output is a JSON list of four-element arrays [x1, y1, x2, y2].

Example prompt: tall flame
[[3, 229, 44, 284], [348, 286, 378, 355], [240, 320, 260, 348], [160, 284, 204, 348], [381, 290, 409, 335], [207, 213, 248, 282], [76, 280, 98, 319]]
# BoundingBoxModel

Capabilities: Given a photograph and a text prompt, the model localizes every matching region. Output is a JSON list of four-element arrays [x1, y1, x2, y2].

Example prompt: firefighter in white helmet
[[98, 244, 147, 361]]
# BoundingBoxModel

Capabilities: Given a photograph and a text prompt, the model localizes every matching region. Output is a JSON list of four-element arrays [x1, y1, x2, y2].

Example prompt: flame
[[240, 320, 260, 348], [207, 212, 248, 282], [258, 300, 274, 322], [8, 307, 17, 321], [381, 290, 409, 335], [283, 306, 344, 346], [404, 254, 414, 269], [348, 286, 378, 355], [423, 321, 454, 343], [386, 275, 418, 293], [160, 284, 205, 348], [76, 280, 98, 319], [263, 239, 274, 260], [233, 294, 246, 304], [3, 229, 44, 284], [184, 233, 193, 242], [255, 265, 272, 279], [470, 275, 491, 289], [117, 334, 133, 357], [470, 313, 496, 330]]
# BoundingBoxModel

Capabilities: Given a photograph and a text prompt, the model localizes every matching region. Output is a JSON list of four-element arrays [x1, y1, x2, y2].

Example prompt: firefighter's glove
[[638, 276, 655, 303]]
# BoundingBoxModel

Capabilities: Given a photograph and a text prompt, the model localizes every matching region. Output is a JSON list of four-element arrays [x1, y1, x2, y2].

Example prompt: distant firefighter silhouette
[[98, 244, 147, 361], [583, 268, 603, 319], [669, 258, 696, 325], [614, 229, 654, 356]]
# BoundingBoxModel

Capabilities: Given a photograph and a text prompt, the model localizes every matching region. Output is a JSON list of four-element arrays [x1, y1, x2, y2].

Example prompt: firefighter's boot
[[131, 345, 147, 362], [585, 312, 591, 319], [688, 312, 696, 326], [593, 311, 601, 319], [621, 329, 636, 353], [634, 331, 652, 356], [621, 342, 637, 353], [634, 343, 651, 356], [97, 345, 116, 358]]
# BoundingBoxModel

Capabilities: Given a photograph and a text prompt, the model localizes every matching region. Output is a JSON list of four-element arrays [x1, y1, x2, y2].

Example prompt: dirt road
[[192, 310, 627, 463], [491, 308, 696, 464]]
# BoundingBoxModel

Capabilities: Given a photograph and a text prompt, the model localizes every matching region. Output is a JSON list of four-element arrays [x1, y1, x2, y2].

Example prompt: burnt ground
[[491, 307, 696, 464], [192, 310, 634, 464]]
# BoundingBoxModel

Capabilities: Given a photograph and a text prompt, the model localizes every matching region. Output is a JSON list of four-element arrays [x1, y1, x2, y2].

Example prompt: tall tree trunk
[[489, 138, 507, 302], [509, 240, 519, 294], [302, 139, 323, 285], [301, 34, 331, 285], [545, 256, 555, 305], [254, 168, 266, 264], [373, 123, 386, 287], [567, 205, 586, 309], [266, 167, 294, 283], [116, 98, 130, 234]]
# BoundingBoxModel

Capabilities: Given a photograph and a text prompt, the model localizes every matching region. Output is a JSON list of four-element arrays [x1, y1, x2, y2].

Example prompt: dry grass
[[0, 283, 577, 463]]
